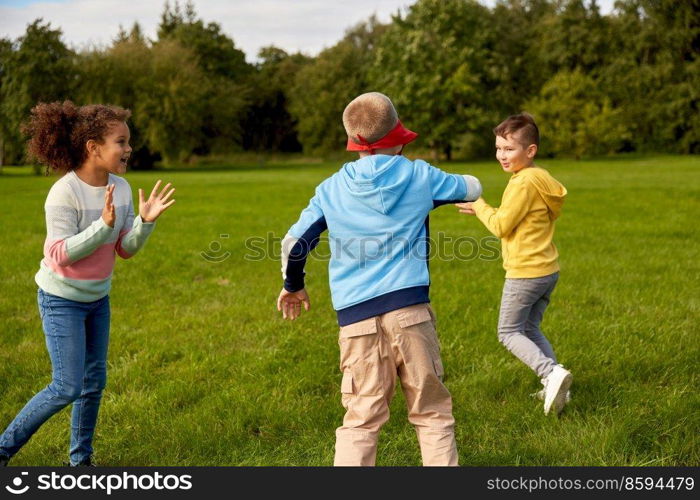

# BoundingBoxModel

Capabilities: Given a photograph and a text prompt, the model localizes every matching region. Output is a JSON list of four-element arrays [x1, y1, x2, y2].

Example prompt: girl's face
[[95, 121, 132, 175], [495, 133, 536, 173]]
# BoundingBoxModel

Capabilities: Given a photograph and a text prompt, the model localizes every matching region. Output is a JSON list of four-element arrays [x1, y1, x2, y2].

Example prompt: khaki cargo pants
[[334, 303, 458, 466]]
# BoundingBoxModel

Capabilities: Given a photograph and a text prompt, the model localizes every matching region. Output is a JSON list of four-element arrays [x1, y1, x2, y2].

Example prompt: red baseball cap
[[346, 120, 418, 152]]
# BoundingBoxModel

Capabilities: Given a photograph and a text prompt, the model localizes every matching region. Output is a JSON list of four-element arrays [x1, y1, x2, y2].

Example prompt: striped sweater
[[35, 170, 155, 302]]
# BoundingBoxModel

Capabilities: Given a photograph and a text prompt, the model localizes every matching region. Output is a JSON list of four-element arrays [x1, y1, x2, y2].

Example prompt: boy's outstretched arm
[[427, 163, 482, 207], [277, 192, 327, 320]]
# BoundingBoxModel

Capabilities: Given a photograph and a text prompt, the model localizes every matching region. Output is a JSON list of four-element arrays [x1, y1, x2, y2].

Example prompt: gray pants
[[497, 272, 559, 378]]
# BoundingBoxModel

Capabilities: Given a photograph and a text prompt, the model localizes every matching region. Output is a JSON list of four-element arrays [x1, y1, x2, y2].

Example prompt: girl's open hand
[[455, 202, 476, 215], [139, 180, 176, 222], [101, 184, 116, 227]]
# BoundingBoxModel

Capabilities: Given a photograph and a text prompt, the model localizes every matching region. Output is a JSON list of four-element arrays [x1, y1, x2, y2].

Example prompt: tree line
[[0, 0, 698, 168]]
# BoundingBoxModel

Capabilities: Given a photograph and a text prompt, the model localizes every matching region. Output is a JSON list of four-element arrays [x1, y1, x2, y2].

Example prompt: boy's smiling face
[[495, 133, 537, 173]]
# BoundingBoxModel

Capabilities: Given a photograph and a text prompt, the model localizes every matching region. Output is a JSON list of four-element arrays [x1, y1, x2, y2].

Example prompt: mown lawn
[[0, 154, 698, 466]]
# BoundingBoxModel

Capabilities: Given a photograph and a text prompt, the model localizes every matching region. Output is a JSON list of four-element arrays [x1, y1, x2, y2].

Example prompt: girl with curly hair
[[0, 101, 176, 466]]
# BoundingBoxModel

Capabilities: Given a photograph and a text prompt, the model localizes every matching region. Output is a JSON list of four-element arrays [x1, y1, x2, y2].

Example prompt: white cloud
[[0, 0, 616, 61]]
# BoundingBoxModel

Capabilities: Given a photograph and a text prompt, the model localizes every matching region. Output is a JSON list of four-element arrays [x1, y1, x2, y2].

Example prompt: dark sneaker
[[0, 454, 10, 466]]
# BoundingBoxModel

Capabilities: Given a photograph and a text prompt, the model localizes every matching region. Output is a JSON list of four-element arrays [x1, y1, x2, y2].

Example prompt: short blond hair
[[343, 92, 399, 144]]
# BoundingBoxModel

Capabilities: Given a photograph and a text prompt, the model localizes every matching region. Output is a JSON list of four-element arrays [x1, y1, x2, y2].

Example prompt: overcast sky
[[0, 0, 616, 62]]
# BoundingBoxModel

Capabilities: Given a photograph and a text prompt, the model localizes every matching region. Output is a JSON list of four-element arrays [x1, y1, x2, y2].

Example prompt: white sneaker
[[533, 387, 571, 404], [542, 365, 572, 415]]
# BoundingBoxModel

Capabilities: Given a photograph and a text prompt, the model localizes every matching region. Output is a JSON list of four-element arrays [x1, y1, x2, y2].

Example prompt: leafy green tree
[[369, 0, 493, 160], [77, 23, 158, 168], [635, 0, 700, 153], [134, 39, 209, 163], [288, 17, 386, 155], [596, 0, 700, 153], [158, 0, 251, 82], [488, 0, 557, 116], [156, 0, 251, 157], [532, 0, 612, 75], [196, 75, 249, 156], [527, 69, 629, 158], [242, 47, 310, 152], [0, 20, 75, 166], [0, 37, 13, 168]]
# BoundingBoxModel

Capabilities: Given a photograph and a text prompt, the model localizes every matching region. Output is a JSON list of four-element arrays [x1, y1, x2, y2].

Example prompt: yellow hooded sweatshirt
[[472, 166, 567, 278]]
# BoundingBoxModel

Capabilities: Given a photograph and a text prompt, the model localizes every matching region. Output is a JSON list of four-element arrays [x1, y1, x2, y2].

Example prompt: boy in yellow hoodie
[[456, 113, 571, 415]]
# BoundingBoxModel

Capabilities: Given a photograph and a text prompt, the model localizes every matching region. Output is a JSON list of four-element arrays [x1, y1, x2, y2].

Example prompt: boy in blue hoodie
[[277, 92, 482, 466]]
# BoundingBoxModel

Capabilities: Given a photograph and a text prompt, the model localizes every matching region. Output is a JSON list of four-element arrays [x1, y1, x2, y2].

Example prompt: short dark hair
[[493, 113, 539, 147]]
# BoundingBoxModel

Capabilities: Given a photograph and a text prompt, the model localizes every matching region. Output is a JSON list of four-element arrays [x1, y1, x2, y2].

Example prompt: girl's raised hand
[[101, 184, 116, 227], [139, 180, 176, 223]]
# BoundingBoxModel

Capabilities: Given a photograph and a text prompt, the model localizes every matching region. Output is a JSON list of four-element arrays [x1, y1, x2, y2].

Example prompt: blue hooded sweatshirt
[[281, 154, 481, 326]]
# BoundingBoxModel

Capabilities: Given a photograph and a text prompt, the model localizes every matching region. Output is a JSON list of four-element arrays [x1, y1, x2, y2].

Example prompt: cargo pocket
[[340, 371, 354, 409], [339, 317, 383, 396], [339, 317, 379, 339], [397, 307, 432, 330], [397, 306, 444, 380], [341, 371, 354, 394]]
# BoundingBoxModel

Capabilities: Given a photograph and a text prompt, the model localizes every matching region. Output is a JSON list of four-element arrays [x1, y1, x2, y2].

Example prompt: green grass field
[[0, 155, 698, 466]]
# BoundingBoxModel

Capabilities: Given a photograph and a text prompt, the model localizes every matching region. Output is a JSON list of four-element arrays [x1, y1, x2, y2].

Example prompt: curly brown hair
[[23, 101, 131, 175]]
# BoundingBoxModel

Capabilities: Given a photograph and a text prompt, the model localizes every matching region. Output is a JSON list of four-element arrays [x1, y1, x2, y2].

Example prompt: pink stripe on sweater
[[115, 228, 133, 259], [44, 238, 71, 266], [43, 240, 116, 280]]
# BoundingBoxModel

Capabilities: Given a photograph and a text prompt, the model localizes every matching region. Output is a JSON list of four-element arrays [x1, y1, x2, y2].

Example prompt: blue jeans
[[0, 289, 110, 464]]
